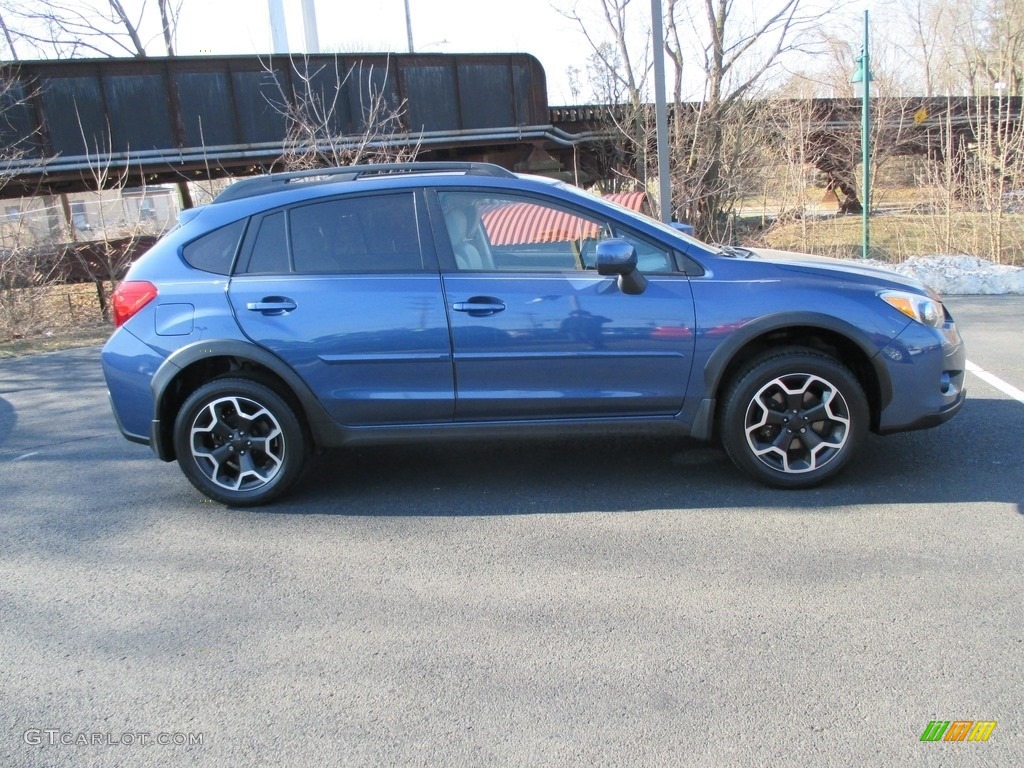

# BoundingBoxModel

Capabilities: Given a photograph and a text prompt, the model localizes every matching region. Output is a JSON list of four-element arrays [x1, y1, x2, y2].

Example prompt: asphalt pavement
[[0, 296, 1021, 767]]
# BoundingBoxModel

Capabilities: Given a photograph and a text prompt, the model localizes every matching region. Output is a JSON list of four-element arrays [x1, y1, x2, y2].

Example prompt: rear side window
[[289, 193, 424, 274], [236, 192, 425, 275], [181, 219, 246, 274], [245, 212, 288, 274]]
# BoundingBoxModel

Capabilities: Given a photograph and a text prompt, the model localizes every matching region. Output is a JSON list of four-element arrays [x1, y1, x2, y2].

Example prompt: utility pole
[[651, 0, 671, 223], [300, 0, 320, 54], [860, 10, 870, 260], [267, 0, 288, 53], [404, 0, 415, 53]]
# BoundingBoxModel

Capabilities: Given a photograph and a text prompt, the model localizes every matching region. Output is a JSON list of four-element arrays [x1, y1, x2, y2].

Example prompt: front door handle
[[246, 296, 297, 315], [452, 296, 506, 317]]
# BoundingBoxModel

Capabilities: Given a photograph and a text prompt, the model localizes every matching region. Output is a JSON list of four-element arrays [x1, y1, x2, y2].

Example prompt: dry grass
[[754, 211, 1024, 265], [0, 282, 112, 358]]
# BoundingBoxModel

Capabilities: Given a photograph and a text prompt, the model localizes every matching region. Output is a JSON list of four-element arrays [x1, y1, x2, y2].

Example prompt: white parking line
[[966, 360, 1024, 404]]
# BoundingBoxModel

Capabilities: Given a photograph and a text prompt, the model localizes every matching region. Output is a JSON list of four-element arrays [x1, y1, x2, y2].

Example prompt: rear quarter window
[[181, 219, 246, 274]]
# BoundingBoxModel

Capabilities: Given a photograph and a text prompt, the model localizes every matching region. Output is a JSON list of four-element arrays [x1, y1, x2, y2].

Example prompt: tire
[[720, 349, 868, 489], [173, 378, 307, 506]]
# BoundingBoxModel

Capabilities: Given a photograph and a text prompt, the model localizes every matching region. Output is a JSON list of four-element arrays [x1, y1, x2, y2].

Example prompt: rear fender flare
[[150, 339, 335, 456]]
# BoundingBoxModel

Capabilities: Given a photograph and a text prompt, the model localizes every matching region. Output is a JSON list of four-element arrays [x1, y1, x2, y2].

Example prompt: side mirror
[[671, 222, 695, 236], [596, 239, 647, 295]]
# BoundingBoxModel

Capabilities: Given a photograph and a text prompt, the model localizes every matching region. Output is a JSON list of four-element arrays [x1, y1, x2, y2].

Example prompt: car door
[[228, 190, 454, 426], [432, 189, 696, 421]]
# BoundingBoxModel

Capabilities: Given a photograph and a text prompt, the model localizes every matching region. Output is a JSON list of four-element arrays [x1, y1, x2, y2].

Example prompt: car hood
[[744, 247, 932, 294]]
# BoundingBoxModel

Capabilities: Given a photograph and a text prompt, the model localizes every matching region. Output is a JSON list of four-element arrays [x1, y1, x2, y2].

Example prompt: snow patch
[[862, 255, 1024, 296]]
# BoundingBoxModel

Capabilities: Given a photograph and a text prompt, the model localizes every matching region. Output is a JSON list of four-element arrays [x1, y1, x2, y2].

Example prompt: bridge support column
[[177, 181, 194, 211]]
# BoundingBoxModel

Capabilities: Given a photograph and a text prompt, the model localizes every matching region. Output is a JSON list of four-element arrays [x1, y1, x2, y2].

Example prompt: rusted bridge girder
[[0, 53, 567, 199]]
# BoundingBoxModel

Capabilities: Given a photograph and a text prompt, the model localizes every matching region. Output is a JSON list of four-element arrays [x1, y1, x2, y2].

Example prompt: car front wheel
[[720, 349, 868, 489], [173, 378, 306, 506]]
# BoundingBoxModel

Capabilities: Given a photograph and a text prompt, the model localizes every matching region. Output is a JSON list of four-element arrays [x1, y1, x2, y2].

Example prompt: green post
[[850, 11, 871, 259]]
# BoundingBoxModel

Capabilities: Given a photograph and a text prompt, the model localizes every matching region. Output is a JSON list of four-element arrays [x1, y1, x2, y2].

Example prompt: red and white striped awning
[[481, 202, 598, 246], [604, 190, 649, 214], [480, 190, 649, 246]]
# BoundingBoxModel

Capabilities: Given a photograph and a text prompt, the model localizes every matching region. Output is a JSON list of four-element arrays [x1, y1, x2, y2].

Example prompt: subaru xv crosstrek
[[101, 162, 966, 505]]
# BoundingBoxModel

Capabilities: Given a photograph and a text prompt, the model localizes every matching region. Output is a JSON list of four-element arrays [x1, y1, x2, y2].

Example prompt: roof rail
[[214, 162, 517, 203]]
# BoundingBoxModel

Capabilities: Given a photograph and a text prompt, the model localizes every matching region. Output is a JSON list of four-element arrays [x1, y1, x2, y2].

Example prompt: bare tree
[[977, 0, 1024, 96], [156, 0, 181, 56], [666, 1, 837, 236], [38, 104, 165, 323], [0, 0, 181, 59], [960, 95, 1024, 262], [866, 0, 1024, 98], [0, 0, 187, 334], [558, 1, 654, 192], [0, 73, 82, 340], [0, 8, 18, 59], [265, 56, 421, 172], [561, 0, 648, 107], [562, 0, 836, 237], [907, 93, 1024, 265]]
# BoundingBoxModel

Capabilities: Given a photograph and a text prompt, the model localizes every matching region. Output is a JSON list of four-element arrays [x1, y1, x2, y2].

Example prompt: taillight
[[112, 281, 158, 327]]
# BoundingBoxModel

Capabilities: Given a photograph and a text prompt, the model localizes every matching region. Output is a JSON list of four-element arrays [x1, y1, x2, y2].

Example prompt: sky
[[175, 0, 598, 104], [3, 0, 880, 103], [169, 0, 884, 104]]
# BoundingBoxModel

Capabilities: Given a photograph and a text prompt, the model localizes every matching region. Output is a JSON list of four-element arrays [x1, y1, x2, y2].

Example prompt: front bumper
[[875, 319, 966, 434]]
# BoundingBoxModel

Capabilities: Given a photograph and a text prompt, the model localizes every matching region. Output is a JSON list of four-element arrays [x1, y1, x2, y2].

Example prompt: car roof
[[213, 162, 518, 204]]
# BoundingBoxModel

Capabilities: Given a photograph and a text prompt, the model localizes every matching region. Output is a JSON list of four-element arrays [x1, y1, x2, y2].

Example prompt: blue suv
[[101, 162, 966, 505]]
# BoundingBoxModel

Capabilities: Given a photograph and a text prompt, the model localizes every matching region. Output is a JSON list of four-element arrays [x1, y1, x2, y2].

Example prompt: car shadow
[[0, 394, 15, 449], [265, 397, 1023, 517]]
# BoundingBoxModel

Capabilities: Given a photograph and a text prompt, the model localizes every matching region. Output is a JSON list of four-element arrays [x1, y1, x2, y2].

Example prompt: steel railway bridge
[[1, 53, 1020, 209]]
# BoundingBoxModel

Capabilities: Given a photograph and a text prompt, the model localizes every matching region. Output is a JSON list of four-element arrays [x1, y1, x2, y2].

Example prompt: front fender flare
[[701, 311, 895, 409]]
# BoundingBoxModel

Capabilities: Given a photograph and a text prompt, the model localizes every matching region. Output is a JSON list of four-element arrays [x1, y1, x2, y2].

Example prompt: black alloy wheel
[[173, 378, 306, 506], [720, 349, 869, 488]]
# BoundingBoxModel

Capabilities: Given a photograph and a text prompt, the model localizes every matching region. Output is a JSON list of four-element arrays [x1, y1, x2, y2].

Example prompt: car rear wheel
[[720, 349, 868, 489], [173, 378, 306, 506]]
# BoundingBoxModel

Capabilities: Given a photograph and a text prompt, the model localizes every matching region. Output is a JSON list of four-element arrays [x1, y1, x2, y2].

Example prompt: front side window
[[437, 191, 678, 273], [438, 191, 609, 272]]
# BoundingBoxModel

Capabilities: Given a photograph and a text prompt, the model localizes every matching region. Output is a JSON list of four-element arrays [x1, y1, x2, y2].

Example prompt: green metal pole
[[861, 10, 870, 260]]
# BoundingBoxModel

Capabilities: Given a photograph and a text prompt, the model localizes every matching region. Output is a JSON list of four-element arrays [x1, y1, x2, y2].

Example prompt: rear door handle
[[246, 296, 297, 315], [452, 297, 506, 317]]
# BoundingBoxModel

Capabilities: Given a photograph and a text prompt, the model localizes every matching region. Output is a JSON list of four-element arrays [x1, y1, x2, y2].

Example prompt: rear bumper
[[107, 390, 149, 445], [100, 328, 164, 450]]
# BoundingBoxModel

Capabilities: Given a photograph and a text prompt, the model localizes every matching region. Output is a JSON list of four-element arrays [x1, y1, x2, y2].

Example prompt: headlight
[[880, 291, 944, 328]]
